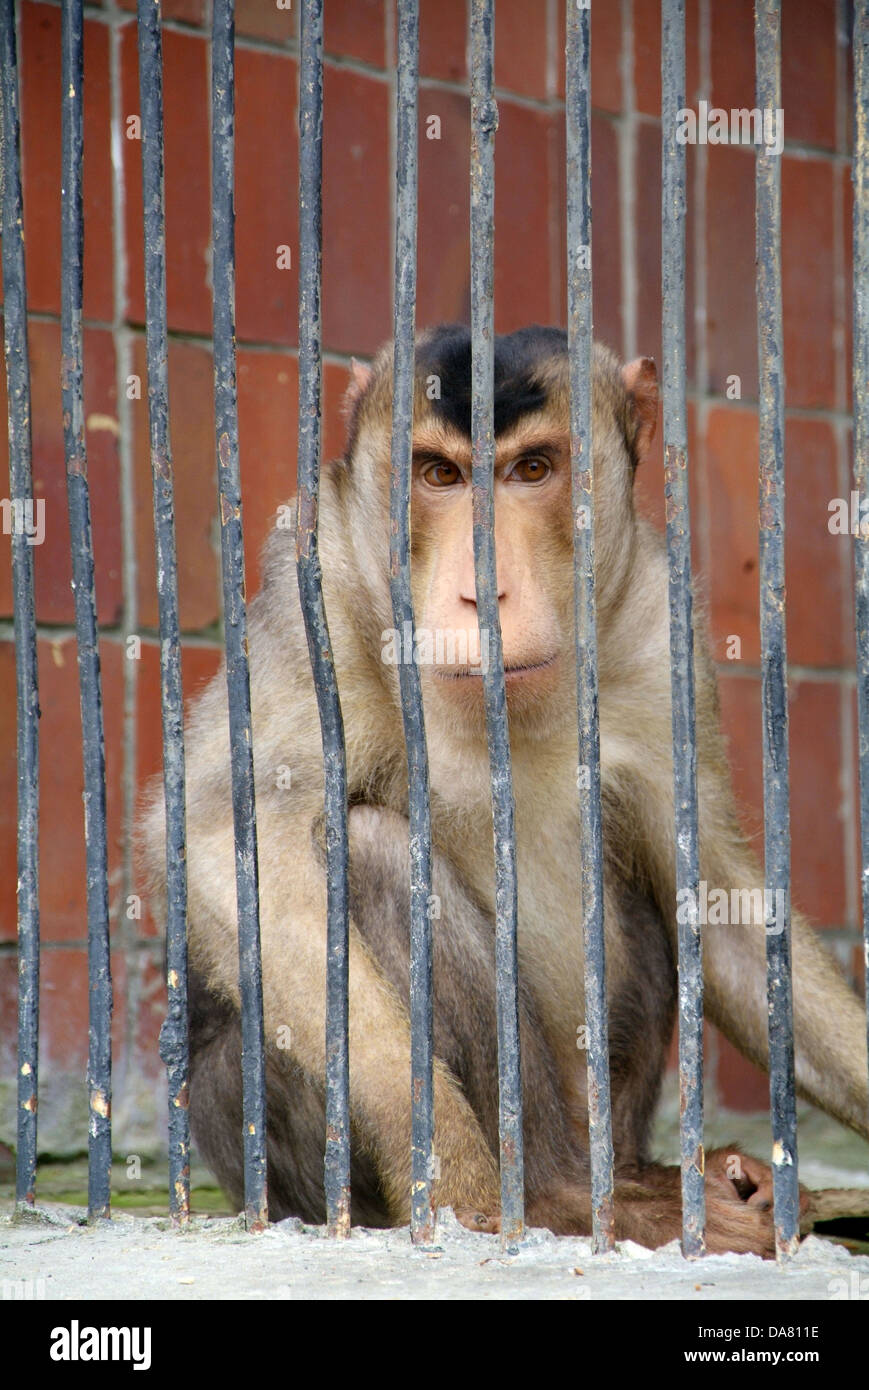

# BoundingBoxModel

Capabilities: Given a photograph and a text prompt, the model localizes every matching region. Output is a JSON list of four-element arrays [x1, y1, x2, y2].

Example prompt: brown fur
[[140, 324, 867, 1255]]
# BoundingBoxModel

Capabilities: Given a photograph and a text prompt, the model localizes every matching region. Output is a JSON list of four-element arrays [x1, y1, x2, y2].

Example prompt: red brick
[[37, 947, 129, 1075], [782, 157, 836, 410], [633, 124, 696, 380], [716, 1036, 770, 1112], [0, 322, 123, 627], [416, 87, 471, 327], [719, 672, 847, 927], [419, 0, 467, 84], [326, 0, 386, 68], [782, 0, 837, 151], [708, 0, 755, 119], [123, 26, 212, 336], [783, 418, 850, 669], [634, 0, 700, 120], [417, 90, 562, 332], [789, 679, 847, 926], [703, 407, 759, 663], [554, 0, 622, 110], [236, 0, 296, 44], [842, 166, 853, 414], [130, 336, 219, 632], [118, 0, 206, 21], [706, 145, 757, 400], [237, 349, 300, 592], [19, 4, 114, 321], [322, 68, 392, 354], [591, 114, 622, 353], [495, 0, 548, 101], [235, 49, 299, 346], [0, 639, 125, 945]]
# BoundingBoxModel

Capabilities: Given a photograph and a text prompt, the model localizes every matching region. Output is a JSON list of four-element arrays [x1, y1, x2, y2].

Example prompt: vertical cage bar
[[1, 0, 41, 1212], [564, 0, 615, 1255], [390, 0, 435, 1243], [755, 0, 799, 1260], [61, 0, 113, 1222], [853, 2, 869, 1122], [210, 0, 268, 1232], [469, 0, 524, 1248], [297, 0, 352, 1238], [137, 0, 190, 1224], [661, 0, 705, 1258]]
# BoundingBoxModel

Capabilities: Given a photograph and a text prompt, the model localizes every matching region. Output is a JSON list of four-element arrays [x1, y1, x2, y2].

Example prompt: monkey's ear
[[621, 356, 658, 466], [341, 357, 374, 421]]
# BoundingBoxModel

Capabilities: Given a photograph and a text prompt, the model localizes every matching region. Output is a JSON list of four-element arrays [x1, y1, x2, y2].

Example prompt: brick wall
[[0, 0, 859, 1156]]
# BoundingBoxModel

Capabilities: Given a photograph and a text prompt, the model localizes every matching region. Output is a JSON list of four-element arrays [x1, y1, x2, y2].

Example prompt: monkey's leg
[[348, 809, 782, 1254], [187, 802, 592, 1227], [183, 805, 503, 1225]]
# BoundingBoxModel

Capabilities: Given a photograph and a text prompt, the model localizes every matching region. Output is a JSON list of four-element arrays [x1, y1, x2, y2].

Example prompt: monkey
[[140, 324, 868, 1256]]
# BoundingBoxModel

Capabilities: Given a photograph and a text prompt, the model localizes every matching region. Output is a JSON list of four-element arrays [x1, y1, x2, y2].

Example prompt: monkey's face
[[337, 325, 656, 740], [406, 408, 574, 729]]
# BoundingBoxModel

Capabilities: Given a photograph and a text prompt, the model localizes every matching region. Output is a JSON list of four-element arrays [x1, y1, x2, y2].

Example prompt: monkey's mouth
[[434, 655, 559, 681]]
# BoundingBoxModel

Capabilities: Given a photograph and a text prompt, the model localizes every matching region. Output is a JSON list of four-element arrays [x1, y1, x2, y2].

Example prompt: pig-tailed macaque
[[140, 325, 868, 1255]]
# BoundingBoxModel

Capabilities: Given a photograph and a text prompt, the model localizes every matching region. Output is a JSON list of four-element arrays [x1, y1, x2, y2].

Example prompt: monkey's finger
[[454, 1207, 502, 1235]]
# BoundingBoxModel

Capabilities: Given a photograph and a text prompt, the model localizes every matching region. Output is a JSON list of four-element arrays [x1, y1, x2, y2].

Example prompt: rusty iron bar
[[854, 0, 869, 1127], [564, 0, 616, 1255], [469, 0, 525, 1249], [61, 0, 113, 1223], [297, 0, 352, 1238], [1, 0, 41, 1212], [136, 0, 191, 1225], [661, 0, 705, 1258], [210, 0, 268, 1232], [390, 0, 436, 1243], [755, 0, 800, 1261]]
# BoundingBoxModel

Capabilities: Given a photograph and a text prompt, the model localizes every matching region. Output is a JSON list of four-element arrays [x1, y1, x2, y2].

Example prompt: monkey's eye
[[509, 456, 551, 484], [422, 460, 463, 488]]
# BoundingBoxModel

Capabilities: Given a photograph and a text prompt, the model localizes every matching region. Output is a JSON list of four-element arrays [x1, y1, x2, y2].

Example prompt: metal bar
[[853, 0, 869, 1138], [210, 0, 268, 1232], [296, 0, 351, 1238], [61, 0, 113, 1223], [0, 0, 41, 1213], [661, 0, 705, 1259], [565, 0, 615, 1256], [390, 0, 435, 1244], [469, 0, 524, 1249], [137, 0, 190, 1225], [755, 0, 799, 1261]]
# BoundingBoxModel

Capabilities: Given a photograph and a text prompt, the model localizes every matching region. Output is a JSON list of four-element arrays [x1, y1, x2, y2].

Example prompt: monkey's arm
[[622, 744, 869, 1141], [694, 773, 869, 1141]]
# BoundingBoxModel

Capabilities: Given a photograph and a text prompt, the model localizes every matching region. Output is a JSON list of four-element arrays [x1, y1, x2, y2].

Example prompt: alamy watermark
[[676, 881, 786, 934], [381, 620, 490, 674], [675, 101, 784, 156], [0, 496, 45, 546]]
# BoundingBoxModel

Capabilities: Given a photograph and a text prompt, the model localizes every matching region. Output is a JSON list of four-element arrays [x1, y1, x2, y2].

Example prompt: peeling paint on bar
[[297, 0, 351, 1240], [755, 0, 800, 1262], [211, 0, 268, 1234], [662, 0, 705, 1259], [390, 0, 435, 1246], [853, 0, 869, 1149], [0, 0, 41, 1214], [61, 0, 113, 1224], [137, 0, 191, 1226], [469, 0, 525, 1250], [565, 0, 615, 1256]]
